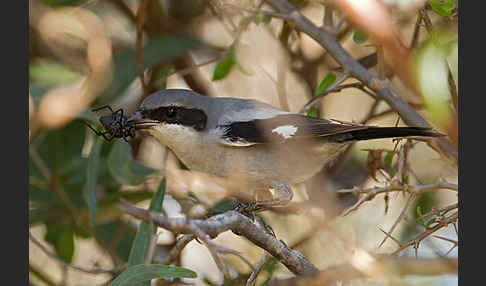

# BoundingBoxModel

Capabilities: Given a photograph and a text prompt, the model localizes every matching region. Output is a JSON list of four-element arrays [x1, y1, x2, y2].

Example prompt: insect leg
[[92, 105, 114, 113], [83, 121, 113, 141]]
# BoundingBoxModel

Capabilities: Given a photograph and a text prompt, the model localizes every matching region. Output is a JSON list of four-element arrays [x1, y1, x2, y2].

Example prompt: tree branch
[[266, 0, 457, 163], [119, 202, 319, 276]]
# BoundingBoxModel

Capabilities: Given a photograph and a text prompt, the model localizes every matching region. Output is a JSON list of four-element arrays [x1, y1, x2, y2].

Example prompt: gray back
[[139, 89, 289, 130]]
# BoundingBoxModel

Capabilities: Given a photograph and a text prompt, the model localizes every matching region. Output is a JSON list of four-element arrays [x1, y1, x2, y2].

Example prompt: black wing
[[219, 114, 367, 145], [219, 114, 441, 146]]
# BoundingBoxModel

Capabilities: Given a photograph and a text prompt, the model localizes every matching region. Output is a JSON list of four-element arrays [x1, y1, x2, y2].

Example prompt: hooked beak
[[127, 111, 159, 130]]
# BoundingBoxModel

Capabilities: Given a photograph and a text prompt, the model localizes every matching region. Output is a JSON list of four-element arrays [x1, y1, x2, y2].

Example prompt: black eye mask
[[141, 106, 207, 131]]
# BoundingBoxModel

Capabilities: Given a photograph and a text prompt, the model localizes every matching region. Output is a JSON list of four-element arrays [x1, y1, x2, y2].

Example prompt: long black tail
[[333, 127, 443, 143]]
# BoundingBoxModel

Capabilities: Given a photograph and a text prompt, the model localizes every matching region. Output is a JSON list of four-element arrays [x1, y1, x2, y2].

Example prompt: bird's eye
[[166, 107, 177, 118]]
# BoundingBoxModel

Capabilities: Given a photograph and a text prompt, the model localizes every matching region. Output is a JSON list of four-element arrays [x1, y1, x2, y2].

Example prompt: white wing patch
[[272, 125, 298, 139], [220, 138, 257, 147]]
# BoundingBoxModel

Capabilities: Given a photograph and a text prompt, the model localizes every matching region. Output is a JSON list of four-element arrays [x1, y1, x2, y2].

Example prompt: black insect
[[84, 105, 136, 142]]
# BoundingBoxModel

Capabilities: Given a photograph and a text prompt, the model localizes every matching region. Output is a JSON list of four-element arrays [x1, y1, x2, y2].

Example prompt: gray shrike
[[123, 89, 441, 211]]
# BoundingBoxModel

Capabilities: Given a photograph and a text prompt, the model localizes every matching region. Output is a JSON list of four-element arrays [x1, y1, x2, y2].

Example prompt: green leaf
[[128, 180, 166, 268], [203, 277, 218, 286], [44, 225, 75, 263], [255, 11, 271, 25], [34, 120, 86, 172], [307, 107, 318, 118], [101, 36, 201, 103], [353, 29, 369, 44], [212, 50, 236, 81], [211, 199, 238, 213], [29, 58, 82, 88], [94, 220, 137, 261], [29, 187, 62, 206], [85, 138, 103, 226], [108, 264, 197, 286], [107, 140, 156, 186], [429, 0, 456, 17], [384, 152, 394, 171], [30, 208, 60, 225], [149, 180, 166, 213], [315, 73, 336, 96], [99, 190, 154, 206]]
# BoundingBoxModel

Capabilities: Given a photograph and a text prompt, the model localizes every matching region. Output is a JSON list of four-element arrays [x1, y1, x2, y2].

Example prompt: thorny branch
[[266, 0, 458, 162], [119, 202, 319, 276], [378, 194, 417, 248], [388, 211, 458, 257], [338, 178, 457, 216]]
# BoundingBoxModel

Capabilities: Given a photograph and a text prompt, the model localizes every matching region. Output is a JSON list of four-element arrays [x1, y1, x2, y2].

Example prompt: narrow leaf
[[429, 0, 455, 17], [107, 140, 156, 185], [108, 264, 197, 286], [314, 73, 336, 96], [29, 58, 81, 88], [128, 179, 166, 266], [85, 138, 103, 226], [102, 36, 201, 102], [45, 225, 75, 263], [212, 50, 236, 81]]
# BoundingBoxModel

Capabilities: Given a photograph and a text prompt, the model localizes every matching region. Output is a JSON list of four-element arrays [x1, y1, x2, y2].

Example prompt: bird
[[126, 89, 442, 211]]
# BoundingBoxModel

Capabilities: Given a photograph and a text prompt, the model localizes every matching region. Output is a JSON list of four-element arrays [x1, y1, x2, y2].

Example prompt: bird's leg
[[235, 182, 293, 213]]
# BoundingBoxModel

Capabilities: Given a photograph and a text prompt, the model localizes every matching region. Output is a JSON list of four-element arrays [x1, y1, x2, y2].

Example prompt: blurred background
[[29, 0, 458, 285]]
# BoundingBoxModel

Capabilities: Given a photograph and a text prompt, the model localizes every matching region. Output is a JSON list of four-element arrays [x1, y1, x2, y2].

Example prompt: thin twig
[[222, 4, 293, 20], [145, 231, 160, 265], [213, 244, 256, 272], [29, 146, 79, 223], [323, 4, 333, 28], [433, 235, 458, 256], [158, 235, 195, 265], [378, 194, 416, 248], [417, 203, 458, 221], [136, 0, 150, 98], [277, 58, 290, 111], [29, 231, 121, 275], [390, 212, 458, 256], [409, 12, 423, 49], [29, 263, 58, 286], [299, 78, 381, 114], [167, 56, 224, 78], [246, 251, 271, 286], [338, 179, 457, 216]]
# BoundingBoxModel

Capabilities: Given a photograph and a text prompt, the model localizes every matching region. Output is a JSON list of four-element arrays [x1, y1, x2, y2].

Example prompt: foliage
[[29, 0, 458, 285]]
